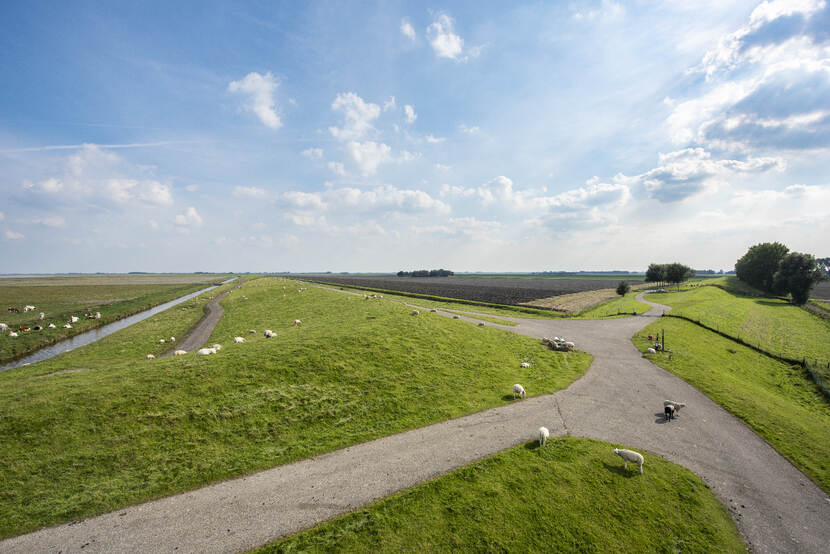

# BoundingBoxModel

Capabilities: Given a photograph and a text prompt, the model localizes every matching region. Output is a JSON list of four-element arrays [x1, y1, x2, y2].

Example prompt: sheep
[[452, 315, 460, 319], [233, 337, 245, 343], [564, 341, 575, 349], [63, 323, 72, 329], [430, 309, 437, 313], [538, 426, 550, 447], [23, 305, 36, 312], [33, 325, 42, 331], [170, 336, 175, 342], [513, 384, 526, 399], [95, 312, 101, 319], [249, 329, 257, 334], [664, 404, 676, 421], [9, 331, 18, 337], [39, 312, 45, 320], [47, 323, 56, 329], [663, 400, 686, 414], [613, 448, 644, 474], [293, 319, 302, 326], [211, 343, 222, 351], [196, 347, 216, 355], [411, 310, 419, 316], [520, 362, 531, 368], [647, 347, 657, 355], [70, 316, 79, 323], [159, 339, 165, 344], [146, 354, 155, 360], [264, 329, 276, 338], [174, 350, 187, 356], [0, 323, 7, 332], [477, 322, 485, 327]]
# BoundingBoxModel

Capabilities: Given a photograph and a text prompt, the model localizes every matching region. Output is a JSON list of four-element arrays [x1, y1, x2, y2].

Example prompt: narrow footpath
[[2, 293, 828, 553]]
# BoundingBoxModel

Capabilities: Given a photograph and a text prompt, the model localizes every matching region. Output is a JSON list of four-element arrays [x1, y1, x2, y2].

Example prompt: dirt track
[[1, 292, 828, 553]]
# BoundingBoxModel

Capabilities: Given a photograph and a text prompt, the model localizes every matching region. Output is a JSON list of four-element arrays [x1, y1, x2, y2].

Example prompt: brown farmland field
[[293, 274, 645, 308]]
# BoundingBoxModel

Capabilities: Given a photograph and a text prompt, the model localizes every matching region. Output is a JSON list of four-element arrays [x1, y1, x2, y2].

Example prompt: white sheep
[[520, 362, 531, 368], [564, 341, 575, 349], [95, 312, 101, 319], [0, 323, 7, 332], [39, 312, 45, 320], [411, 310, 419, 316], [146, 354, 155, 360], [233, 337, 245, 343], [47, 323, 56, 329], [293, 319, 302, 326], [264, 329, 276, 338], [70, 316, 79, 323], [211, 343, 222, 351], [513, 384, 526, 399], [196, 347, 216, 355], [647, 347, 657, 355], [9, 331, 18, 337], [249, 329, 257, 334], [613, 448, 644, 474], [174, 350, 187, 356], [159, 339, 165, 344], [170, 336, 175, 342], [24, 305, 36, 312], [538, 426, 549, 447], [63, 323, 72, 329], [663, 400, 686, 410]]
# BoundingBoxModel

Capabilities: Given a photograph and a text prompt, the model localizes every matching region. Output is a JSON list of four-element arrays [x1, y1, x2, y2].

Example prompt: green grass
[[264, 437, 745, 553], [0, 274, 232, 363], [443, 310, 519, 326], [0, 278, 590, 538], [573, 293, 651, 319], [635, 318, 830, 492], [645, 284, 830, 385]]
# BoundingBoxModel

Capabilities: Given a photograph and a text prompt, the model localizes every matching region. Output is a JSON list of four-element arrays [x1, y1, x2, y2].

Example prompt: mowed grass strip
[[0, 278, 590, 538], [636, 318, 830, 492], [263, 438, 745, 553]]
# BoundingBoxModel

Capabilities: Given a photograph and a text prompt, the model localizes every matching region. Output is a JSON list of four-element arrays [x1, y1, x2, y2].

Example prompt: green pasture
[[645, 284, 830, 384], [0, 278, 590, 538], [635, 318, 830, 493], [0, 274, 232, 363], [266, 437, 745, 553], [572, 292, 651, 319]]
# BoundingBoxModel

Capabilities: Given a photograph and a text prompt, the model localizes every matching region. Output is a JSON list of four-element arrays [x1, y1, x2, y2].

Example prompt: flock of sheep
[[1, 305, 101, 338]]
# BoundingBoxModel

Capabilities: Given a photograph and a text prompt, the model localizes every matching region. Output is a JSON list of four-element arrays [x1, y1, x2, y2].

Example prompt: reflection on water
[[0, 278, 236, 372]]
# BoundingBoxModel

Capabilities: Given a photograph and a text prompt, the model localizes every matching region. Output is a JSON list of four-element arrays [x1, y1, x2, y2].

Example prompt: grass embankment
[[646, 284, 830, 389], [570, 291, 652, 319], [265, 438, 745, 553], [0, 274, 232, 363], [636, 318, 830, 492], [0, 278, 590, 538]]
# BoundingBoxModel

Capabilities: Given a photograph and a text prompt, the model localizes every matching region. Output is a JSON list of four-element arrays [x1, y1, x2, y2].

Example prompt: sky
[[1, 0, 828, 273]]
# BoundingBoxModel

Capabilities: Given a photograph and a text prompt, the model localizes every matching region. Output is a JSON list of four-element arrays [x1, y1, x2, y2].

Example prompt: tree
[[645, 263, 667, 287], [773, 252, 826, 305], [666, 262, 695, 287], [735, 242, 789, 293], [616, 280, 631, 296]]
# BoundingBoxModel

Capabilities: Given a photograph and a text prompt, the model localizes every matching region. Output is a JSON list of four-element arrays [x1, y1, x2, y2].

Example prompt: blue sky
[[1, 1, 828, 272]]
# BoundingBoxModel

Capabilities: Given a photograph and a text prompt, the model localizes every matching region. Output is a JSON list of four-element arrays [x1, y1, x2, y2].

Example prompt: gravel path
[[2, 292, 828, 553]]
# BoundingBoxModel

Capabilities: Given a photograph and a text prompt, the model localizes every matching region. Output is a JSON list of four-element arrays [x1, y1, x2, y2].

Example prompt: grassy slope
[[635, 318, 830, 492], [572, 292, 651, 319], [265, 438, 745, 553], [0, 276, 231, 363], [0, 278, 590, 538]]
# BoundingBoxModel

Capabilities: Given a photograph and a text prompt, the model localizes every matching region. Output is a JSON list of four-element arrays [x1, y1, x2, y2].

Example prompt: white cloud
[[175, 206, 203, 227], [328, 161, 347, 176], [458, 123, 480, 134], [329, 92, 381, 141], [185, 184, 199, 192], [301, 148, 323, 160], [404, 105, 417, 124], [33, 216, 65, 227], [383, 96, 396, 112], [283, 191, 327, 210], [5, 230, 24, 240], [426, 134, 446, 143], [400, 18, 416, 41], [228, 72, 282, 129], [435, 163, 451, 171], [346, 141, 393, 175], [234, 186, 268, 198], [0, 212, 4, 221], [572, 0, 626, 22], [140, 181, 173, 206], [427, 14, 464, 60]]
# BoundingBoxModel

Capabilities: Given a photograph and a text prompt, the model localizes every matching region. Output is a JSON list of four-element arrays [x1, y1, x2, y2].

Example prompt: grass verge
[[264, 437, 745, 553], [0, 278, 590, 538], [635, 318, 830, 493]]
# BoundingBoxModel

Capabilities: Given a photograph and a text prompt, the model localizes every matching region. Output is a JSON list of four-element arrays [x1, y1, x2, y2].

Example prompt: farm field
[[294, 274, 645, 308], [265, 438, 745, 553], [0, 274, 233, 364], [635, 318, 830, 492], [0, 277, 591, 538], [811, 280, 830, 300], [645, 283, 830, 386]]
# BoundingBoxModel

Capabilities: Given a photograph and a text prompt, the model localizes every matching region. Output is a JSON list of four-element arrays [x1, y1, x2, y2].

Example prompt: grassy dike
[[263, 438, 746, 553], [635, 317, 830, 492], [0, 278, 590, 539]]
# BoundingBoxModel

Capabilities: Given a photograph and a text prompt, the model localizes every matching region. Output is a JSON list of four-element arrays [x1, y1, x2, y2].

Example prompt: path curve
[[2, 291, 828, 553], [159, 279, 243, 358]]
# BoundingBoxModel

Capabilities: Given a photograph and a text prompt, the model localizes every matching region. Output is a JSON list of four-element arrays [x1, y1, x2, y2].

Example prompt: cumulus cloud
[[670, 2, 830, 152], [427, 14, 464, 60], [228, 72, 282, 129], [5, 230, 24, 240], [328, 161, 347, 176], [33, 216, 65, 227], [400, 18, 416, 41], [426, 134, 446, 143], [458, 123, 480, 134], [281, 184, 450, 221], [301, 148, 323, 160], [572, 0, 626, 22], [404, 105, 417, 124], [175, 206, 203, 227], [234, 186, 268, 198], [346, 141, 392, 175], [383, 96, 396, 111], [329, 92, 381, 140]]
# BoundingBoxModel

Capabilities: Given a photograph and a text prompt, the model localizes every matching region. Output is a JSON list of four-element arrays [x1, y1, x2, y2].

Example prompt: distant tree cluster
[[817, 257, 830, 277], [735, 243, 826, 305], [644, 263, 695, 288], [396, 269, 455, 277]]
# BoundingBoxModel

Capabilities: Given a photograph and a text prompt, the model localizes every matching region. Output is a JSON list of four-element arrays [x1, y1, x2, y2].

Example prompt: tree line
[[735, 242, 825, 305], [396, 269, 455, 277], [644, 263, 696, 288]]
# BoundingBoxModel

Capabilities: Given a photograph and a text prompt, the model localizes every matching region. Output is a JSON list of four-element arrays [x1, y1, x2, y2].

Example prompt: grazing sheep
[[264, 329, 276, 338], [249, 329, 257, 334], [39, 312, 45, 320], [196, 347, 216, 355], [646, 347, 657, 355], [233, 337, 245, 343], [613, 448, 644, 474], [23, 305, 36, 312], [520, 362, 531, 368], [159, 339, 165, 344], [663, 400, 686, 413], [293, 319, 302, 326], [513, 384, 526, 399], [174, 350, 187, 356], [63, 323, 72, 329], [19, 326, 30, 332], [146, 354, 155, 360], [33, 325, 42, 331], [430, 309, 437, 313], [538, 426, 550, 447], [47, 323, 56, 329], [211, 343, 222, 351], [9, 331, 18, 337], [477, 322, 485, 327], [664, 404, 676, 421], [170, 336, 175, 342], [411, 310, 419, 316], [70, 316, 79, 323], [0, 323, 7, 332], [95, 312, 101, 319], [452, 315, 460, 319]]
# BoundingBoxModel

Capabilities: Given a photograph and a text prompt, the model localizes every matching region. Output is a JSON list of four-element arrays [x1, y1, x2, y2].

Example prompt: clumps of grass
[[264, 438, 745, 553]]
